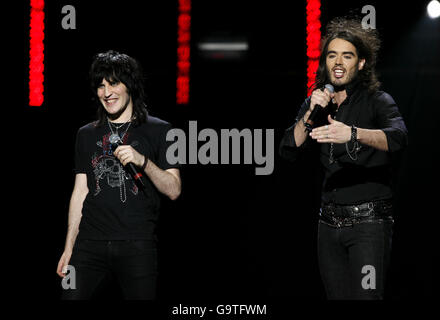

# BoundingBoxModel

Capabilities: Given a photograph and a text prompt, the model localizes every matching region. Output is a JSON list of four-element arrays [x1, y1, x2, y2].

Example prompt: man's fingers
[[311, 132, 331, 139], [56, 265, 64, 277], [312, 124, 330, 134], [57, 261, 67, 278], [311, 90, 331, 109], [120, 153, 133, 165], [113, 145, 128, 157], [323, 88, 332, 98]]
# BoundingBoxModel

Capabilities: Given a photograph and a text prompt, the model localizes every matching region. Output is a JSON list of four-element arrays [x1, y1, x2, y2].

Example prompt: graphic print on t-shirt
[[91, 132, 139, 200]]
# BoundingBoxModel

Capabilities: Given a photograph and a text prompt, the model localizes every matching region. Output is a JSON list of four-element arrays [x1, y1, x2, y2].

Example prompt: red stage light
[[306, 0, 321, 96], [177, 0, 191, 105], [29, 0, 45, 107]]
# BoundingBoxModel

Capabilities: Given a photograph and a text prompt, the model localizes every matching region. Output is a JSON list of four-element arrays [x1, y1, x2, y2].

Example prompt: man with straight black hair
[[57, 50, 181, 300]]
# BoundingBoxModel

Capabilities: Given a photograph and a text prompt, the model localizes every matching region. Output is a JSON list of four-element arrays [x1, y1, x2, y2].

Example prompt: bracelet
[[351, 125, 358, 143], [301, 109, 312, 126], [345, 125, 361, 161], [141, 156, 148, 171]]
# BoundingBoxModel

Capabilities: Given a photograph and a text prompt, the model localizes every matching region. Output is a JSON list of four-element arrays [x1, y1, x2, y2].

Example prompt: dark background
[[20, 0, 439, 304]]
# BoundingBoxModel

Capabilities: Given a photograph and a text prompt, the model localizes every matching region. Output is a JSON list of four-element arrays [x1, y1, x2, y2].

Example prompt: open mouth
[[333, 68, 345, 79]]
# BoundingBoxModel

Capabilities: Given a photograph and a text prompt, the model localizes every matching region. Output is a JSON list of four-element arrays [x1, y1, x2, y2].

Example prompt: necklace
[[107, 117, 132, 141], [107, 117, 131, 136], [329, 107, 339, 164], [107, 117, 133, 203]]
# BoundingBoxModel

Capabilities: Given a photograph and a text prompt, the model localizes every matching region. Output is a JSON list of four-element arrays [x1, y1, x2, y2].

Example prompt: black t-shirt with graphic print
[[74, 115, 179, 240]]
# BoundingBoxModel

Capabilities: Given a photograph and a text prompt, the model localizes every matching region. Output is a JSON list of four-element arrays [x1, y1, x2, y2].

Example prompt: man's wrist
[[355, 127, 362, 142], [64, 244, 74, 253], [302, 110, 311, 125], [141, 155, 148, 171]]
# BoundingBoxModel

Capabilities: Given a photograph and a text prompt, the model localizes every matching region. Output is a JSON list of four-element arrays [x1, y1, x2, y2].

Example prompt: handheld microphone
[[109, 133, 146, 189], [304, 84, 335, 133]]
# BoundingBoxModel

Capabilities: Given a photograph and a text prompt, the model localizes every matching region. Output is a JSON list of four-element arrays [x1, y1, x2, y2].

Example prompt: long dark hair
[[89, 50, 148, 126], [313, 17, 381, 93]]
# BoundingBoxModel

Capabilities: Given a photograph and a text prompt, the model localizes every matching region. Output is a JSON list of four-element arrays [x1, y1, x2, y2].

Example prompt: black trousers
[[317, 219, 393, 300], [61, 239, 158, 300]]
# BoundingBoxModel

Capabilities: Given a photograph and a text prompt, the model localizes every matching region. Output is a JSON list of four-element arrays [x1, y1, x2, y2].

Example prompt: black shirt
[[279, 82, 408, 205], [74, 115, 179, 240]]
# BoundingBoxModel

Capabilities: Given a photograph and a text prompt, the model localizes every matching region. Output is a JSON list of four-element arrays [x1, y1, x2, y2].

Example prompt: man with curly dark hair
[[280, 18, 408, 299], [57, 50, 181, 299]]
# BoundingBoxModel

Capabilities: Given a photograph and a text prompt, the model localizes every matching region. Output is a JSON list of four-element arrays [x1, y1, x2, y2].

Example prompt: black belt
[[319, 199, 394, 228]]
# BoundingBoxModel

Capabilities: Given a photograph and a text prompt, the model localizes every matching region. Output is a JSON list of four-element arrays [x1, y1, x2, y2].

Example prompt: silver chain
[[107, 117, 132, 139], [345, 127, 361, 161], [329, 109, 338, 164], [119, 165, 127, 203], [329, 110, 361, 163], [107, 117, 132, 203]]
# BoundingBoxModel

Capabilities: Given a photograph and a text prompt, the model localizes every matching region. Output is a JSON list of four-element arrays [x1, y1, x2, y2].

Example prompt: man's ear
[[359, 59, 366, 70]]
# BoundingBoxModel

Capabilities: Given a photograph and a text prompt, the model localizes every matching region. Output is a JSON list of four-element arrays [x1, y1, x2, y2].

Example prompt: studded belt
[[319, 199, 394, 228]]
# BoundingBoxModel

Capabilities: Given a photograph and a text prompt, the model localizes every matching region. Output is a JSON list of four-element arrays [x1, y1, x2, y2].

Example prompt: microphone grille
[[325, 84, 335, 93]]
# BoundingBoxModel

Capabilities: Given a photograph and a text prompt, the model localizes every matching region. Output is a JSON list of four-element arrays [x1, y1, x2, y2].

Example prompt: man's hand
[[113, 145, 145, 167], [56, 251, 72, 278], [310, 88, 334, 111], [310, 114, 351, 144]]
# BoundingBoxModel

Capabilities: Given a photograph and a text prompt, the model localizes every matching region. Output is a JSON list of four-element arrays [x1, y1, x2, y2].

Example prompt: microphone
[[304, 84, 335, 133], [109, 133, 146, 189]]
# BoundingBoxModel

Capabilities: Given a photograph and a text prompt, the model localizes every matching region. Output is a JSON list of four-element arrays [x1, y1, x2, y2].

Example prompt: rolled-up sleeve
[[374, 92, 408, 152], [279, 98, 312, 162]]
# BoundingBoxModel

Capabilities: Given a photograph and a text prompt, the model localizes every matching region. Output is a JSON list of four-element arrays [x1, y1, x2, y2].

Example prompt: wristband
[[346, 125, 361, 161], [141, 156, 148, 171], [351, 125, 358, 143], [301, 109, 311, 126], [301, 116, 307, 126]]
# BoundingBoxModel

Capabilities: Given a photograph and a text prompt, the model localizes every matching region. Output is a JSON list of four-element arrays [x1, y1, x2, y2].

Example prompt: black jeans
[[317, 219, 393, 300], [61, 239, 158, 300]]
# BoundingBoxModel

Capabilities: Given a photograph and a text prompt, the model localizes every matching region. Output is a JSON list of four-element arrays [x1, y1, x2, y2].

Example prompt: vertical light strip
[[306, 0, 321, 96], [29, 0, 45, 107], [176, 0, 191, 105]]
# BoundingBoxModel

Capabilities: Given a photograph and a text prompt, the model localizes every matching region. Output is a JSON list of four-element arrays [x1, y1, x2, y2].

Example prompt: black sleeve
[[156, 123, 181, 171], [374, 92, 408, 152], [74, 128, 88, 174], [279, 97, 313, 162]]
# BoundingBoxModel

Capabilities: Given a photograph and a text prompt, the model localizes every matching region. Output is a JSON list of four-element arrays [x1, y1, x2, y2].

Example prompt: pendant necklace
[[107, 117, 133, 203]]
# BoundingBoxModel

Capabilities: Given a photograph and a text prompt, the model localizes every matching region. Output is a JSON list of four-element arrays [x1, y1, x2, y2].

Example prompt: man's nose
[[104, 85, 112, 97], [335, 55, 343, 65]]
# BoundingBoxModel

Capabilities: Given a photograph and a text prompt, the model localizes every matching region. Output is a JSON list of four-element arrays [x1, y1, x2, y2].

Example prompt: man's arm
[[113, 146, 181, 200], [310, 114, 390, 151], [64, 173, 88, 251], [357, 128, 388, 151], [293, 109, 312, 148], [280, 89, 334, 162], [56, 173, 88, 277], [311, 90, 408, 153], [144, 159, 181, 201]]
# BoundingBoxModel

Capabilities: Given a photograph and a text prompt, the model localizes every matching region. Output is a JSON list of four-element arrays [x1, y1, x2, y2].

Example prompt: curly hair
[[313, 17, 381, 93], [89, 50, 148, 127]]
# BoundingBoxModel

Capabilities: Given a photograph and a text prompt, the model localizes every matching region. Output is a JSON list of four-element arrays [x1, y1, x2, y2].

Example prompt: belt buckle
[[335, 217, 353, 228], [333, 217, 342, 228]]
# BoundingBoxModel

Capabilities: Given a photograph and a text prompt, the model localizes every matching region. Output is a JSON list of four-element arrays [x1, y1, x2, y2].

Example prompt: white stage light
[[427, 0, 440, 19]]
